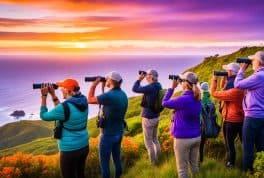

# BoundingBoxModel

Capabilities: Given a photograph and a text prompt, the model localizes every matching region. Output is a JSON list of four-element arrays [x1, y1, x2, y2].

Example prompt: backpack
[[201, 102, 221, 138], [152, 89, 166, 114], [53, 101, 87, 139], [140, 84, 165, 114]]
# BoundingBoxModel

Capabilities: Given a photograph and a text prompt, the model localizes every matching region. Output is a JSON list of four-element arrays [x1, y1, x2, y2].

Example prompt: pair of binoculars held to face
[[33, 76, 106, 89]]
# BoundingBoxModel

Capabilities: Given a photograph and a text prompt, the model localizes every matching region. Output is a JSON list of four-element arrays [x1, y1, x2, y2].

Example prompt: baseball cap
[[200, 82, 209, 91], [222, 62, 240, 73], [179, 72, 198, 84], [248, 51, 264, 64], [56, 78, 79, 92], [105, 71, 122, 82], [146, 69, 158, 78]]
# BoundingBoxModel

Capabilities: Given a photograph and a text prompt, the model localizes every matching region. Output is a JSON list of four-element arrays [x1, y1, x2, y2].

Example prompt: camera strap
[[97, 86, 105, 121], [54, 102, 70, 131], [54, 102, 87, 132], [98, 104, 103, 118], [62, 102, 70, 122]]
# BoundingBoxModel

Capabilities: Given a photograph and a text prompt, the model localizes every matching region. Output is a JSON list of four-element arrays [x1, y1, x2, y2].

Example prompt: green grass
[[123, 152, 248, 178], [0, 137, 58, 157], [0, 120, 54, 150], [123, 154, 177, 178]]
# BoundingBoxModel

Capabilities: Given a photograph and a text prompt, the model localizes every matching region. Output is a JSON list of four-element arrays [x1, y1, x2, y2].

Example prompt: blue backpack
[[201, 102, 221, 138]]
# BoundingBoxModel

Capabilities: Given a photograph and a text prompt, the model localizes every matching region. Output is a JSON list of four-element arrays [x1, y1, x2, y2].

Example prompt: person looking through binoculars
[[162, 72, 201, 178], [234, 51, 264, 173], [210, 62, 244, 168], [132, 69, 162, 165], [39, 79, 89, 178], [87, 71, 128, 178]]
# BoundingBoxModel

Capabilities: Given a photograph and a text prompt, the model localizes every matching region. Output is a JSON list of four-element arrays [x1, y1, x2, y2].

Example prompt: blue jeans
[[243, 117, 264, 171], [99, 134, 123, 178]]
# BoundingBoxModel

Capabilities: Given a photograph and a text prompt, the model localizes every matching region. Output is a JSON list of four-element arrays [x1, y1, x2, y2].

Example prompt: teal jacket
[[40, 94, 89, 152]]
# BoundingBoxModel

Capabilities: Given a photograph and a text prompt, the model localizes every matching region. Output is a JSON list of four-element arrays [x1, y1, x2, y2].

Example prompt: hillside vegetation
[[187, 46, 264, 83], [0, 120, 53, 150]]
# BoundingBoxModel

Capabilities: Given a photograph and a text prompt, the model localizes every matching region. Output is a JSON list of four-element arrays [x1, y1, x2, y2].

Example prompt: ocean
[[0, 55, 204, 126]]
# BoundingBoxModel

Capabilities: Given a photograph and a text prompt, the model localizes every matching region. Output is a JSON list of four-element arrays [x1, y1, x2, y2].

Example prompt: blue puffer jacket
[[40, 93, 89, 151]]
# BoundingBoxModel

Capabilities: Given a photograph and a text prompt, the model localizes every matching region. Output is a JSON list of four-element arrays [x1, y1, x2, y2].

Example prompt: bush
[[86, 136, 140, 177], [253, 151, 264, 178], [159, 125, 173, 154], [0, 136, 140, 178], [0, 152, 60, 178], [204, 137, 226, 160]]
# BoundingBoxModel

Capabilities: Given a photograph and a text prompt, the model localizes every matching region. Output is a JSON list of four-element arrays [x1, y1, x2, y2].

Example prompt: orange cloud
[[1, 0, 264, 55], [0, 0, 143, 13]]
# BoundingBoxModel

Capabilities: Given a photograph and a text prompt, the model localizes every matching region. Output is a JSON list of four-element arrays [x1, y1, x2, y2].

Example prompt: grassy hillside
[[0, 120, 53, 150], [186, 46, 264, 83], [0, 137, 58, 156]]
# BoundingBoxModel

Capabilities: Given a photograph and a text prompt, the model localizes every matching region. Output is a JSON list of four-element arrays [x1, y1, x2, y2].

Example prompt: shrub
[[0, 136, 140, 178], [253, 151, 264, 178], [204, 138, 226, 160], [0, 152, 60, 178]]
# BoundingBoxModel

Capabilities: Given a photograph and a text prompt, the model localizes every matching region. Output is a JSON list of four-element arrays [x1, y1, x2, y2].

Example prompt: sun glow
[[74, 42, 87, 49]]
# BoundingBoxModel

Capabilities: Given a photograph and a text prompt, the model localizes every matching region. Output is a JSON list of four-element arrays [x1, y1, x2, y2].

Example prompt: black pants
[[199, 133, 206, 163], [223, 122, 243, 165], [60, 145, 89, 178]]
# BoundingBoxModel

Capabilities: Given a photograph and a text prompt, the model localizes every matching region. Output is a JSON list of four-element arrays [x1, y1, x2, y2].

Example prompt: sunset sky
[[0, 0, 264, 55]]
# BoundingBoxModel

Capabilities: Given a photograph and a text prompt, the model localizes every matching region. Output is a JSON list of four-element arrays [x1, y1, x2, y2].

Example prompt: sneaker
[[226, 162, 234, 168]]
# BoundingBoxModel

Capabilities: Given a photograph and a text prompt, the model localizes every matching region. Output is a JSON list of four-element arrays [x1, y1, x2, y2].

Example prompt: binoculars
[[213, 71, 228, 76], [138, 70, 147, 75], [32, 83, 58, 89], [169, 75, 180, 80], [84, 76, 106, 82], [236, 58, 252, 64]]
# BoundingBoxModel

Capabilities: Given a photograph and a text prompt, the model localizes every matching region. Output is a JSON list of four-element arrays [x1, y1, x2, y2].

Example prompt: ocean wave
[[0, 107, 9, 112]]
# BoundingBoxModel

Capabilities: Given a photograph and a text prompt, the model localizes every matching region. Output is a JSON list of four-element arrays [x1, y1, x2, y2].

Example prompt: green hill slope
[[0, 137, 58, 156], [0, 120, 53, 150], [186, 46, 264, 83]]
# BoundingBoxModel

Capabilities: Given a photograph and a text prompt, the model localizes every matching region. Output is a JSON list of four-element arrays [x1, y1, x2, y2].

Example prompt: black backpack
[[201, 102, 221, 138], [140, 87, 165, 114], [53, 101, 87, 139], [152, 89, 165, 114]]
